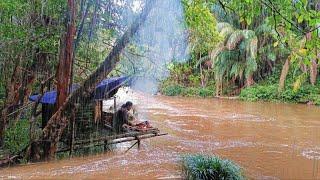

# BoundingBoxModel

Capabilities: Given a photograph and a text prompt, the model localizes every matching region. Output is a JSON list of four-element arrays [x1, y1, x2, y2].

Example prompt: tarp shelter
[[29, 76, 129, 128], [29, 76, 129, 104]]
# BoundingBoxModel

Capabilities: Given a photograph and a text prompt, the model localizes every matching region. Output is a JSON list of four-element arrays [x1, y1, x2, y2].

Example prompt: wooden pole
[[69, 109, 76, 157], [112, 96, 117, 130]]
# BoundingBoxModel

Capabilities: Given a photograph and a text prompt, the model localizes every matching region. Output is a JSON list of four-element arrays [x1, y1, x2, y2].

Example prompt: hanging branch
[[42, 0, 157, 160]]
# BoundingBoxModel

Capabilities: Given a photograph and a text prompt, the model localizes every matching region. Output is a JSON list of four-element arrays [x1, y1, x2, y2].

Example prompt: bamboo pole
[[69, 109, 76, 157]]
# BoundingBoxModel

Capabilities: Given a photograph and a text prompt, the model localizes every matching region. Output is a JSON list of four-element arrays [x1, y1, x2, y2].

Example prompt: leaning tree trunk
[[278, 56, 291, 92], [42, 0, 156, 160]]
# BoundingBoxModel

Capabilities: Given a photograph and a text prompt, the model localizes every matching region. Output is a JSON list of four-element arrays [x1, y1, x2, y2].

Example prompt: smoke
[[118, 0, 189, 94]]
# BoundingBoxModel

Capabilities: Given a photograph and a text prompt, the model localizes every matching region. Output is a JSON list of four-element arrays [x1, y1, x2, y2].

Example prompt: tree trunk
[[42, 0, 156, 160], [278, 56, 291, 92], [310, 59, 318, 85], [56, 0, 76, 109], [246, 74, 255, 86], [215, 81, 222, 97]]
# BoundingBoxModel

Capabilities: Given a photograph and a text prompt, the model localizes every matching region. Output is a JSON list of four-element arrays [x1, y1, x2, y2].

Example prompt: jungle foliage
[[161, 0, 320, 104]]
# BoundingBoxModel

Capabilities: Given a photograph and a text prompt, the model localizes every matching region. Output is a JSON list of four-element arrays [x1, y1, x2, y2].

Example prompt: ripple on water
[[164, 120, 198, 133], [223, 113, 276, 122], [178, 139, 255, 150], [301, 148, 320, 160]]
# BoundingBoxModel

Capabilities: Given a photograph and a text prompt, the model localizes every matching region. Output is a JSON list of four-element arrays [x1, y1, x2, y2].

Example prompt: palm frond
[[230, 62, 241, 78], [242, 29, 256, 39], [248, 37, 258, 59], [195, 55, 211, 68], [220, 26, 235, 41], [245, 57, 257, 78], [226, 30, 244, 50], [210, 43, 226, 68], [213, 50, 238, 80], [216, 22, 233, 32]]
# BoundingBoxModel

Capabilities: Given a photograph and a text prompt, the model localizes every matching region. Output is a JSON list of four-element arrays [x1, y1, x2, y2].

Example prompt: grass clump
[[182, 154, 245, 180]]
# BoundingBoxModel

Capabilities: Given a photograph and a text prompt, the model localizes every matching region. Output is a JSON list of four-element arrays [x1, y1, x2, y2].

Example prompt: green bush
[[161, 84, 183, 96], [182, 154, 245, 180], [240, 83, 320, 105], [199, 87, 214, 97], [4, 119, 30, 155], [239, 85, 277, 102]]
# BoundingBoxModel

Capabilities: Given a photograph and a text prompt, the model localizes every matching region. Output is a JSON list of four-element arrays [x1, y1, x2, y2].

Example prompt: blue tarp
[[29, 76, 129, 104]]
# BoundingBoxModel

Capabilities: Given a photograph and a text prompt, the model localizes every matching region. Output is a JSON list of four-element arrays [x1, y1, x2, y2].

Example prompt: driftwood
[[42, 0, 156, 160]]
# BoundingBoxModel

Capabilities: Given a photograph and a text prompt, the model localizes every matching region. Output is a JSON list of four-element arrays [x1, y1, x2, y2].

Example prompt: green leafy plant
[[4, 119, 30, 155], [182, 154, 245, 180], [161, 84, 184, 96]]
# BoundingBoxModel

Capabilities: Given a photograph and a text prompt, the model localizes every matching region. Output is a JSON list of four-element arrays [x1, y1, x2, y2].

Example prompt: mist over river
[[1, 90, 320, 179]]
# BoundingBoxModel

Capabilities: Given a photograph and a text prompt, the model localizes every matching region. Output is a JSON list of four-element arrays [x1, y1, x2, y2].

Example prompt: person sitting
[[114, 101, 153, 132], [114, 101, 134, 133]]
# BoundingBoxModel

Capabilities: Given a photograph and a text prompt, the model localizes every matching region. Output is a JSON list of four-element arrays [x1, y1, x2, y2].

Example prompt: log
[[42, 0, 156, 160]]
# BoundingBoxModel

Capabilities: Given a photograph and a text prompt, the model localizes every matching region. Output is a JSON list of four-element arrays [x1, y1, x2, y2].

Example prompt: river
[[1, 91, 320, 179]]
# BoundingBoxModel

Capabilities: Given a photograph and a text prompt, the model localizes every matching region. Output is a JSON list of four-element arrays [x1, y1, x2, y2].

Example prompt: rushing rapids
[[0, 89, 320, 179]]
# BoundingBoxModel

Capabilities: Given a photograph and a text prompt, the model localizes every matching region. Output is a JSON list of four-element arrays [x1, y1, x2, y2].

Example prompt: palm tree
[[210, 22, 258, 96]]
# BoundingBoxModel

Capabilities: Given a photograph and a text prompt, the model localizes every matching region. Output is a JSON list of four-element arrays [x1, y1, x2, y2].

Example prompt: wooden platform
[[57, 129, 167, 153]]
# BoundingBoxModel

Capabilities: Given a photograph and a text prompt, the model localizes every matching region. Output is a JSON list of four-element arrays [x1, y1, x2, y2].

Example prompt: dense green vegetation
[[240, 68, 320, 105], [182, 154, 245, 180], [161, 0, 320, 105], [3, 119, 29, 156]]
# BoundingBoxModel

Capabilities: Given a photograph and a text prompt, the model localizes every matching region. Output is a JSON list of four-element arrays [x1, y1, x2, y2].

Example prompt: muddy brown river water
[[1, 92, 320, 179]]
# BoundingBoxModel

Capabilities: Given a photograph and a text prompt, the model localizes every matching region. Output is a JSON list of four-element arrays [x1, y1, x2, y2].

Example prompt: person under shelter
[[114, 101, 134, 133], [114, 101, 152, 133]]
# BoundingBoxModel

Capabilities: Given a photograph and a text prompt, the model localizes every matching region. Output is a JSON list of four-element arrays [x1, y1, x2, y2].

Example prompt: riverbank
[[160, 71, 320, 106]]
